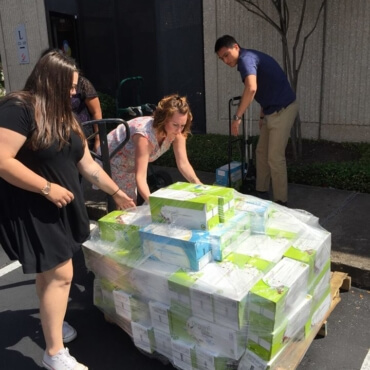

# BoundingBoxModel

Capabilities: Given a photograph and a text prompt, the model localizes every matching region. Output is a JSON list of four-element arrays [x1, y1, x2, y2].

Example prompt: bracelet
[[260, 116, 264, 119], [111, 187, 120, 196]]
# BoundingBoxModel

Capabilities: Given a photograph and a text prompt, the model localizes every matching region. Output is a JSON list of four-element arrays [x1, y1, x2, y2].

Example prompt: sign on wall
[[15, 24, 30, 64]]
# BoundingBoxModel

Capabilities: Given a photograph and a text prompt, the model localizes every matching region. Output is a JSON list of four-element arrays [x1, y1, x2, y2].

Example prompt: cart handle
[[82, 118, 130, 177]]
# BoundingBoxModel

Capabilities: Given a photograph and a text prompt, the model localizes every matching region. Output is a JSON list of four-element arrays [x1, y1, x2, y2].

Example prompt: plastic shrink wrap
[[82, 183, 331, 370]]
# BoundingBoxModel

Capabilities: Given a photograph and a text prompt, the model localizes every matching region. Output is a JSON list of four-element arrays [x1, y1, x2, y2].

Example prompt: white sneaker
[[62, 321, 77, 343], [42, 347, 88, 370]]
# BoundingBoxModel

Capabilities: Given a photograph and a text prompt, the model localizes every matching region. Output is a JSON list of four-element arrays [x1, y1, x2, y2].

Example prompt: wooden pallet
[[101, 271, 351, 370], [272, 271, 351, 370]]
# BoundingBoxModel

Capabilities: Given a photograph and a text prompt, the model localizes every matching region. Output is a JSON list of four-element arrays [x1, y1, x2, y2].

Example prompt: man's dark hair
[[214, 35, 239, 53]]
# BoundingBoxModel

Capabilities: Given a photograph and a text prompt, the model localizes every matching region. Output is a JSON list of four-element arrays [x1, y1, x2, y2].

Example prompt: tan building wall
[[203, 0, 370, 142], [0, 0, 49, 93], [1, 1, 369, 143]]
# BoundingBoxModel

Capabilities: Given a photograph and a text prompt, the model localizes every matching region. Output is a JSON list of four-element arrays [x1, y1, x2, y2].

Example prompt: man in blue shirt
[[215, 35, 298, 206]]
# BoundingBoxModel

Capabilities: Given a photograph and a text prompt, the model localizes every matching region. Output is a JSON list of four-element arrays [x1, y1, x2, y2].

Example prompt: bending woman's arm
[[173, 134, 202, 184], [78, 144, 135, 209], [133, 134, 152, 203]]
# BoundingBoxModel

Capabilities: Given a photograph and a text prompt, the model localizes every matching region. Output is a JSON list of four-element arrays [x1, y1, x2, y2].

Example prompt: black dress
[[0, 99, 90, 274]]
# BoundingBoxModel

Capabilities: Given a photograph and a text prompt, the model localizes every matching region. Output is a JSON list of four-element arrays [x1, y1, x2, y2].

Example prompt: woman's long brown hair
[[2, 49, 84, 150]]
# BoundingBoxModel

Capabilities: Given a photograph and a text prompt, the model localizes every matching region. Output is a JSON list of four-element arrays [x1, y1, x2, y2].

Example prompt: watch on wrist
[[233, 114, 242, 121], [41, 181, 51, 195]]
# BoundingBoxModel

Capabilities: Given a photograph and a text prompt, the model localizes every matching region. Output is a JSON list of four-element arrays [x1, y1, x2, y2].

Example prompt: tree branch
[[297, 1, 326, 72], [235, 0, 282, 35]]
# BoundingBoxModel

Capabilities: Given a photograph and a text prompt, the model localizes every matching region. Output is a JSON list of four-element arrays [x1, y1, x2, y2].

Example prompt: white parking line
[[0, 260, 21, 277], [361, 350, 370, 370]]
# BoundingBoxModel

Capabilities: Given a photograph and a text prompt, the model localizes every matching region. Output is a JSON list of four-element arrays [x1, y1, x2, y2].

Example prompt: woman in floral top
[[103, 94, 201, 203]]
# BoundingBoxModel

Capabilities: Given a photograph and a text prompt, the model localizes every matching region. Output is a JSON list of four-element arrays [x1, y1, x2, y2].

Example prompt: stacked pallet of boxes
[[82, 182, 331, 370]]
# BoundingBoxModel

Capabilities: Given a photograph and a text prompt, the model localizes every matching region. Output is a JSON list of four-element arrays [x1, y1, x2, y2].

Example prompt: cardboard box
[[171, 339, 197, 370], [305, 290, 331, 337], [166, 182, 235, 223], [128, 260, 179, 305], [215, 161, 243, 187], [169, 308, 247, 360], [209, 211, 251, 261], [113, 289, 150, 322], [82, 238, 144, 293], [284, 228, 331, 285], [234, 234, 291, 264], [265, 210, 304, 239], [153, 328, 172, 358], [149, 301, 171, 334], [168, 264, 225, 314], [140, 223, 212, 271], [225, 252, 275, 275], [195, 346, 236, 370], [248, 257, 310, 332], [131, 321, 155, 354], [149, 187, 220, 230], [212, 261, 262, 330], [234, 195, 271, 234], [247, 294, 312, 361], [190, 264, 226, 321], [98, 207, 152, 248]]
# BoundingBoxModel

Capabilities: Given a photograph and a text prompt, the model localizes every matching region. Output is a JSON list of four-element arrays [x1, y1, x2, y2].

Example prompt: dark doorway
[[77, 0, 206, 133], [48, 12, 80, 65]]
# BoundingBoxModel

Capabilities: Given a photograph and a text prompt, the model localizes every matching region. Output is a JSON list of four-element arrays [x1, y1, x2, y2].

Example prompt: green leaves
[[155, 134, 370, 194]]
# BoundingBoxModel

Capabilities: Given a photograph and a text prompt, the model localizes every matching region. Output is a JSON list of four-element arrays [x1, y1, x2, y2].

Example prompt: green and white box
[[166, 182, 235, 223], [305, 290, 331, 337], [149, 187, 220, 230], [168, 269, 196, 312], [98, 206, 152, 249], [248, 294, 312, 361], [153, 328, 172, 359], [284, 228, 331, 285], [171, 338, 197, 370], [140, 223, 212, 271], [234, 195, 271, 234], [168, 263, 224, 314], [190, 263, 228, 321], [225, 252, 275, 276], [131, 321, 155, 354], [82, 239, 144, 294], [265, 209, 304, 239], [185, 316, 247, 361], [129, 260, 179, 305], [235, 234, 291, 264], [212, 261, 262, 331], [113, 289, 150, 322], [195, 346, 236, 370], [93, 278, 116, 315], [309, 262, 331, 307], [149, 301, 171, 334], [209, 211, 251, 261], [248, 257, 310, 332]]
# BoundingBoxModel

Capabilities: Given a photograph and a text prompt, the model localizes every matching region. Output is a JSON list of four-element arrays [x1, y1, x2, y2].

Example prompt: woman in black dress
[[0, 50, 135, 370]]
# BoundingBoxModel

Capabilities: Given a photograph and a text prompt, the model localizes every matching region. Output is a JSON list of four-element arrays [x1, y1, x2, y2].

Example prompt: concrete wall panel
[[204, 0, 370, 142]]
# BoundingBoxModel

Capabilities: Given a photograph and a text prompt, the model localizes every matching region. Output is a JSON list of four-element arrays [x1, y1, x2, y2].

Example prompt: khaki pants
[[255, 101, 298, 202]]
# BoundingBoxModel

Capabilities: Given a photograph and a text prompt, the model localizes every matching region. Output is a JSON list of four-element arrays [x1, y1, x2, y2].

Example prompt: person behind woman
[[0, 50, 135, 370], [101, 94, 202, 204], [71, 75, 102, 152]]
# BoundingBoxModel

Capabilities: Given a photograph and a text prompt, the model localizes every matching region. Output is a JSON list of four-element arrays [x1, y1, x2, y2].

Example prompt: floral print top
[[105, 116, 173, 201]]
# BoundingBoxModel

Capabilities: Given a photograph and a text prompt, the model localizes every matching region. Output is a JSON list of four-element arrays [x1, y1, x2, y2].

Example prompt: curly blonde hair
[[153, 94, 193, 138]]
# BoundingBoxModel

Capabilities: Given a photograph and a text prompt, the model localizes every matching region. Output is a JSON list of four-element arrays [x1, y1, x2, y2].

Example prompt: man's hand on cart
[[231, 119, 241, 136]]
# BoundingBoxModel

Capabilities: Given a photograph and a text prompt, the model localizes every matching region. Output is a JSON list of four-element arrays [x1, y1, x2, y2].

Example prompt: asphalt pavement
[[1, 166, 370, 369]]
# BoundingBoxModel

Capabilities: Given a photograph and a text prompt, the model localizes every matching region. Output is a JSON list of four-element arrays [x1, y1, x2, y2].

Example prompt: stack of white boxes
[[82, 183, 332, 370]]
